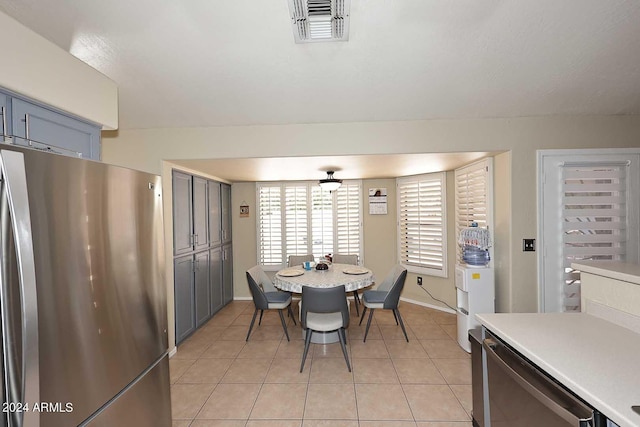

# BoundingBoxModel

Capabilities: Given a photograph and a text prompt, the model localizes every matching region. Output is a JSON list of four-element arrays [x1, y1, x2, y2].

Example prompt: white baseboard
[[400, 297, 456, 314], [233, 296, 455, 314], [168, 347, 177, 358]]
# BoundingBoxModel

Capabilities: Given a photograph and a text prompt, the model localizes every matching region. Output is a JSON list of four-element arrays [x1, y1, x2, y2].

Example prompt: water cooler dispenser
[[456, 226, 495, 352], [455, 265, 494, 352]]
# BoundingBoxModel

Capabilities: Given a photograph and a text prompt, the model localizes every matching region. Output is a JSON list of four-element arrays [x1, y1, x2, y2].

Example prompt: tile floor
[[170, 299, 474, 427]]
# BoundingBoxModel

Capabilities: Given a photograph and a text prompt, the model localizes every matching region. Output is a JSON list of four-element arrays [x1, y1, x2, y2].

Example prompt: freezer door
[[82, 355, 171, 427], [2, 147, 169, 426]]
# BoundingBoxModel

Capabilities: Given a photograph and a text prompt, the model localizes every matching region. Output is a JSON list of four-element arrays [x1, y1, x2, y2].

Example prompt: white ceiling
[[1, 0, 638, 180]]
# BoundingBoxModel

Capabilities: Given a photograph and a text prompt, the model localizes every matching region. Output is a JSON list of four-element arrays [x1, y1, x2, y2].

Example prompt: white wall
[[103, 115, 640, 325], [0, 11, 118, 129]]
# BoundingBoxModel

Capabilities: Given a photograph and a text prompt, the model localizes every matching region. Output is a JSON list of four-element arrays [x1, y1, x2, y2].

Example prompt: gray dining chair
[[359, 264, 409, 342], [332, 253, 363, 316], [246, 265, 296, 342], [287, 254, 315, 267], [300, 285, 351, 373]]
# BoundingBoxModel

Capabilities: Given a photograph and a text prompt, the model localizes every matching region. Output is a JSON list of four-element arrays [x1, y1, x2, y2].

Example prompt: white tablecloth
[[273, 263, 374, 293]]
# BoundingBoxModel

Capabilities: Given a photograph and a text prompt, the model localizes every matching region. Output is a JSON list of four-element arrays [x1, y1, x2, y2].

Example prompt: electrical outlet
[[523, 239, 536, 252], [417, 276, 423, 286]]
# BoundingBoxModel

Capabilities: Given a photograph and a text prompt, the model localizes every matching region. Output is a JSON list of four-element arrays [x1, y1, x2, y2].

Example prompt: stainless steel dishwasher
[[482, 330, 607, 426]]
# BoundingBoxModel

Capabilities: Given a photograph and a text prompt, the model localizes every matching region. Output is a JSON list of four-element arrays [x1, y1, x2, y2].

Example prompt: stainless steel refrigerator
[[0, 145, 171, 426]]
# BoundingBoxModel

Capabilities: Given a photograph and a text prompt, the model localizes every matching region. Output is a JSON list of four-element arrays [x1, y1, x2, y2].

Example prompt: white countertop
[[476, 312, 640, 427], [572, 261, 640, 285]]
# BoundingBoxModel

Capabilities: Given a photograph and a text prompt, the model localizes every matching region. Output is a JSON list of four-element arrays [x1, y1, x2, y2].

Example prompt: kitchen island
[[477, 312, 640, 427], [476, 261, 640, 426], [572, 261, 640, 320]]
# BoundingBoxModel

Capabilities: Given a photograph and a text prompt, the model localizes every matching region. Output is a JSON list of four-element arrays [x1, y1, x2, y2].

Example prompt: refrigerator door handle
[[0, 149, 40, 426]]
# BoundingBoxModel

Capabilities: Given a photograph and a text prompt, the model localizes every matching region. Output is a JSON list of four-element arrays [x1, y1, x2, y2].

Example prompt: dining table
[[273, 263, 375, 343]]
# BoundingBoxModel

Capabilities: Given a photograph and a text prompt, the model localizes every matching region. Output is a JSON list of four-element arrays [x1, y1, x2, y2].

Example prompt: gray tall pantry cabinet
[[173, 171, 233, 345]]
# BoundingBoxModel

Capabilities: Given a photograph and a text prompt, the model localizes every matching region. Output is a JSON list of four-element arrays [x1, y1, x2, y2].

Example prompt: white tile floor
[[170, 300, 474, 427]]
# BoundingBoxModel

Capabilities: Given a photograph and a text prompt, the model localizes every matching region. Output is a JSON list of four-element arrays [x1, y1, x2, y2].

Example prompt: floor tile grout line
[[171, 301, 466, 425]]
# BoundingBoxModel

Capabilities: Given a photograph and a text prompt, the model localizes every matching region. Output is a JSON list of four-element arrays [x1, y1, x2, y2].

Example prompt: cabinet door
[[11, 98, 101, 160], [174, 255, 195, 344], [0, 93, 8, 141], [193, 176, 209, 252], [194, 251, 211, 327], [209, 247, 224, 315], [173, 171, 193, 256], [208, 181, 222, 247], [222, 244, 233, 304], [221, 184, 232, 243]]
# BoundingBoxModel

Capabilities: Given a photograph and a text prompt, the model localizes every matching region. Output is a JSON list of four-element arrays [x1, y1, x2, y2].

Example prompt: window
[[257, 181, 363, 269], [455, 158, 494, 263], [539, 150, 640, 312], [397, 172, 447, 277]]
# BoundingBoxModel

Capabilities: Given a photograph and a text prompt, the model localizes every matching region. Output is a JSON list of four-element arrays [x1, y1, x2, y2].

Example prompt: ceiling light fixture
[[287, 0, 350, 43], [319, 171, 342, 192]]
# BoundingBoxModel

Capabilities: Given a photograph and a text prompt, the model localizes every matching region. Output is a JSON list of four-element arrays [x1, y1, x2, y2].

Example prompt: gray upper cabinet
[[221, 183, 232, 243], [208, 181, 222, 247], [173, 171, 194, 256], [10, 97, 101, 160], [173, 171, 211, 255], [193, 176, 210, 252]]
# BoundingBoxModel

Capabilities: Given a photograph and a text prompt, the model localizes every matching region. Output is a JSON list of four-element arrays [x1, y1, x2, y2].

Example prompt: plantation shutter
[[561, 163, 630, 311], [311, 186, 334, 258], [539, 150, 640, 313], [258, 185, 283, 266], [455, 158, 494, 262], [285, 184, 309, 258], [335, 182, 362, 256], [397, 172, 447, 277], [257, 181, 363, 269]]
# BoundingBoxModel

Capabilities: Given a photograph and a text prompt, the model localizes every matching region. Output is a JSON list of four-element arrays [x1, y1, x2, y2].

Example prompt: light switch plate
[[523, 239, 536, 252]]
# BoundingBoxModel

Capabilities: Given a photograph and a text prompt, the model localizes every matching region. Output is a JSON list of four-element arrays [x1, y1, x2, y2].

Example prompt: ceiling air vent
[[287, 0, 350, 43]]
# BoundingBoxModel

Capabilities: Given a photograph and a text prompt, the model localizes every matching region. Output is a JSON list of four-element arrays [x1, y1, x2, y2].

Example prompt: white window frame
[[396, 172, 447, 277], [454, 158, 494, 264], [257, 181, 363, 270], [538, 149, 640, 312]]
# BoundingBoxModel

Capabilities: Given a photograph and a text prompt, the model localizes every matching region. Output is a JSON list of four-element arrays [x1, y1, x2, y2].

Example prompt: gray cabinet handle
[[24, 113, 31, 145], [1, 106, 6, 136]]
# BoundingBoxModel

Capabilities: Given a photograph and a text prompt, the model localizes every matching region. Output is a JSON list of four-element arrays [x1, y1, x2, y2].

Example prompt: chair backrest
[[247, 265, 277, 292], [332, 254, 358, 265], [381, 266, 407, 309], [246, 269, 269, 310], [288, 254, 314, 267], [300, 285, 349, 330]]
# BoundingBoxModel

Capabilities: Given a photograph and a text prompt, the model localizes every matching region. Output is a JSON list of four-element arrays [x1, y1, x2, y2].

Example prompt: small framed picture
[[240, 204, 250, 218]]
